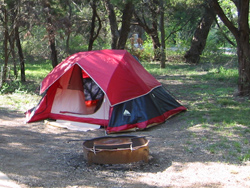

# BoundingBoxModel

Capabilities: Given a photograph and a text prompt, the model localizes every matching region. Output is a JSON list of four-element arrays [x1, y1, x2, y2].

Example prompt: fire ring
[[83, 135, 149, 164]]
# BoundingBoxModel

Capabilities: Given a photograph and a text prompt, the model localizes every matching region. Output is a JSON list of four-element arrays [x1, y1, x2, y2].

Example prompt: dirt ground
[[0, 108, 249, 188]]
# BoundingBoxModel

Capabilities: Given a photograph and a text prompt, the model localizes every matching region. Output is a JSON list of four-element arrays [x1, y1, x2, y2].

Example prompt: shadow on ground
[[0, 104, 246, 187]]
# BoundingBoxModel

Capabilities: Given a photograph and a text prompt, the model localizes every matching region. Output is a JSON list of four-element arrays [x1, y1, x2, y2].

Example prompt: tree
[[184, 2, 215, 64], [0, 0, 24, 85], [104, 0, 133, 49], [159, 0, 166, 68], [211, 0, 250, 96], [42, 0, 58, 68], [15, 23, 25, 82], [1, 5, 9, 86], [133, 0, 161, 60], [88, 0, 102, 51], [12, 0, 25, 82], [64, 0, 73, 55], [8, 1, 18, 79]]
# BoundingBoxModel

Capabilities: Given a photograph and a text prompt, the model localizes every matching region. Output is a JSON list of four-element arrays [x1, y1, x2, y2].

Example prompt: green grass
[[143, 54, 250, 163], [1, 53, 250, 163], [0, 58, 52, 111], [25, 58, 52, 80]]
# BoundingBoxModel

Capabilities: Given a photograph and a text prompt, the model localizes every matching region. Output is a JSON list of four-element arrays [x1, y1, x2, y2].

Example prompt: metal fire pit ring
[[83, 135, 149, 164]]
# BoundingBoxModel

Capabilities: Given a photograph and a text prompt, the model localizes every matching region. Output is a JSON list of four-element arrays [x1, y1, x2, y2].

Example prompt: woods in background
[[1, 0, 249, 96]]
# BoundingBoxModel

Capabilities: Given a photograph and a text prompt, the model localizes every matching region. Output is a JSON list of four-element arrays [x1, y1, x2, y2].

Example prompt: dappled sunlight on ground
[[133, 162, 250, 188]]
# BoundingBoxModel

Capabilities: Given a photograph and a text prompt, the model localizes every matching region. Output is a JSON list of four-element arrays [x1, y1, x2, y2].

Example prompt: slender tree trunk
[[15, 27, 25, 82], [9, 33, 18, 79], [104, 0, 119, 49], [50, 39, 58, 68], [88, 0, 97, 51], [2, 8, 9, 86], [104, 0, 133, 49], [65, 2, 72, 55], [9, 0, 21, 80], [8, 2, 18, 79], [151, 24, 161, 61], [88, 0, 102, 51], [43, 1, 58, 68], [159, 0, 166, 68], [47, 18, 58, 68], [65, 26, 71, 55], [184, 4, 215, 64], [117, 1, 133, 49]]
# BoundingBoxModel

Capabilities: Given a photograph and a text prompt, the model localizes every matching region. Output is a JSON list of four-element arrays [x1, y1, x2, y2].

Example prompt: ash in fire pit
[[83, 135, 149, 164]]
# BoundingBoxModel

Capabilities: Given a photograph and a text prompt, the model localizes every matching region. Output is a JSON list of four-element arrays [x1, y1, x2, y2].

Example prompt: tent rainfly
[[25, 49, 186, 133]]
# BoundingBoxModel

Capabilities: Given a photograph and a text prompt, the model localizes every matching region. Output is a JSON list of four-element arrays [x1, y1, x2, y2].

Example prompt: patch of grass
[[238, 150, 250, 162], [145, 53, 250, 163], [243, 138, 249, 145], [25, 59, 52, 81], [216, 98, 238, 106], [204, 66, 238, 83], [233, 141, 242, 153], [0, 57, 51, 111]]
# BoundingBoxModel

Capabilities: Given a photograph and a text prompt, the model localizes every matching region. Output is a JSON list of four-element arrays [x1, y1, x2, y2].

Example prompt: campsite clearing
[[0, 106, 249, 187], [1, 57, 250, 187]]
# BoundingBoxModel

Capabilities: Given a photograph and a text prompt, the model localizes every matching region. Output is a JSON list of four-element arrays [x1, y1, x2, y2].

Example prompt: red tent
[[26, 49, 186, 133]]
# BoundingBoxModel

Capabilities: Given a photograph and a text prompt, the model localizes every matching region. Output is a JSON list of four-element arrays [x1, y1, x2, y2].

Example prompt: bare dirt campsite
[[0, 101, 250, 187]]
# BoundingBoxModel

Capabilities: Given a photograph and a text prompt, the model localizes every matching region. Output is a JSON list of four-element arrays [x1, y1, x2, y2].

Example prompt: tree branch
[[214, 17, 236, 47], [165, 17, 192, 41], [211, 0, 239, 39]]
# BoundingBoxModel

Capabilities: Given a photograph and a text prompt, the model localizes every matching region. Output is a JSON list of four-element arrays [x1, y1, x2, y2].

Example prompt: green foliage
[[126, 33, 153, 62], [218, 0, 237, 26], [164, 0, 203, 48], [204, 26, 236, 55], [0, 81, 29, 94], [68, 35, 89, 53], [138, 34, 154, 61], [239, 150, 250, 162]]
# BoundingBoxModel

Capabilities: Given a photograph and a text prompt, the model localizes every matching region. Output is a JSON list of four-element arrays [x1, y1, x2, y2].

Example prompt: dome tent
[[25, 49, 186, 133]]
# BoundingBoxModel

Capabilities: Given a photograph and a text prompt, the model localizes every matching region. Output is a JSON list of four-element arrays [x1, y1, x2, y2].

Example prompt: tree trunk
[[159, 0, 166, 68], [117, 1, 133, 49], [8, 1, 18, 79], [2, 8, 9, 86], [212, 0, 250, 96], [133, 2, 161, 61], [236, 0, 250, 96], [104, 0, 133, 50], [237, 40, 250, 96], [43, 1, 58, 68], [9, 32, 18, 79], [50, 37, 58, 68], [104, 0, 119, 49], [150, 29, 161, 61], [65, 2, 72, 55], [184, 4, 215, 64], [65, 25, 71, 55], [15, 27, 26, 82], [8, 0, 24, 81], [88, 0, 102, 51]]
